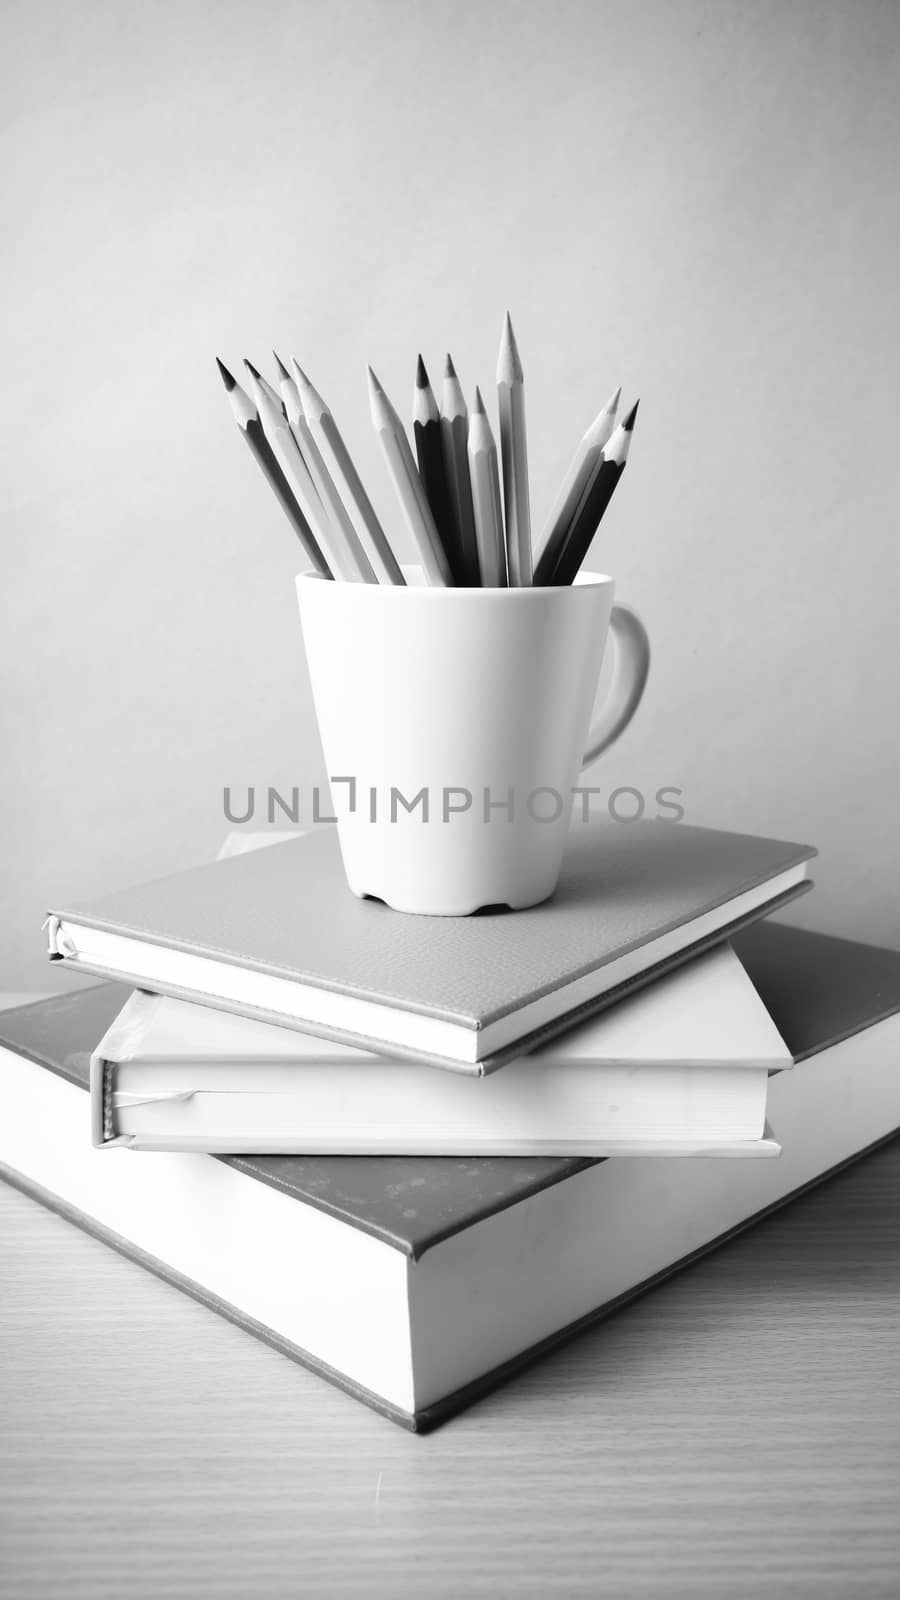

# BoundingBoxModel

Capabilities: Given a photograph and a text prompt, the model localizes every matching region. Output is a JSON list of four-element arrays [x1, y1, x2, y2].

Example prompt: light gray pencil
[[496, 312, 533, 586], [536, 386, 621, 577], [216, 359, 331, 576], [273, 351, 303, 420], [293, 360, 405, 587], [270, 353, 388, 587], [245, 360, 326, 530], [245, 362, 376, 583], [275, 352, 321, 469], [467, 388, 507, 587], [274, 352, 324, 482], [367, 367, 452, 587], [254, 364, 288, 418], [441, 354, 481, 586]]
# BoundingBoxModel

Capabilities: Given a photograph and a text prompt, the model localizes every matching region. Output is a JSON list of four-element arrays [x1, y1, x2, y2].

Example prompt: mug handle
[[581, 604, 651, 767]]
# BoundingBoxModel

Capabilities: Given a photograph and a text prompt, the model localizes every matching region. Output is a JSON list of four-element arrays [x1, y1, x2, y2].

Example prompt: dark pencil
[[272, 349, 293, 386], [535, 401, 639, 586], [413, 355, 459, 584], [535, 386, 621, 580], [216, 359, 332, 577], [441, 354, 482, 586]]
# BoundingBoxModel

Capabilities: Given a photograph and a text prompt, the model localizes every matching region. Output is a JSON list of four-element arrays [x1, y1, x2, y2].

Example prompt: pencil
[[496, 312, 533, 586], [272, 355, 394, 588], [215, 359, 331, 577], [244, 360, 336, 563], [440, 354, 481, 586], [245, 361, 376, 583], [273, 350, 302, 418], [413, 355, 458, 583], [535, 386, 621, 581], [292, 360, 405, 587], [367, 367, 453, 587], [274, 351, 321, 460], [274, 352, 327, 488], [254, 363, 288, 418], [467, 388, 507, 587], [536, 401, 639, 586], [274, 352, 329, 491]]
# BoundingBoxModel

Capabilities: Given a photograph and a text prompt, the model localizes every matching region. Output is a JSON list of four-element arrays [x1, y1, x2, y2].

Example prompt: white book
[[91, 944, 791, 1153]]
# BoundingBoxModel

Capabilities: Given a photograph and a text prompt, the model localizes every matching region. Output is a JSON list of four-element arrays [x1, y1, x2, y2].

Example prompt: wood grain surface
[[2, 1138, 899, 1600]]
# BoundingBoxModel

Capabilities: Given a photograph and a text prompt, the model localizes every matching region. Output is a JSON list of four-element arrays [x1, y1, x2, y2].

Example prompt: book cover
[[46, 819, 814, 1072]]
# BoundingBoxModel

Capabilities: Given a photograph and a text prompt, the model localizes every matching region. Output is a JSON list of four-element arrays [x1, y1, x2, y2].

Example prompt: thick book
[[46, 820, 814, 1072], [91, 944, 791, 1153], [3, 922, 899, 1431]]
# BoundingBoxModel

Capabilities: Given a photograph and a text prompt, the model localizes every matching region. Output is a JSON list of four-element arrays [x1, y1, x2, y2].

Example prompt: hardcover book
[[46, 820, 814, 1072], [3, 922, 899, 1430], [91, 943, 791, 1153]]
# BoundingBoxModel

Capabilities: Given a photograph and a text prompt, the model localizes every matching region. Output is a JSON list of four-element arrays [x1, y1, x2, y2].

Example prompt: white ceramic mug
[[297, 570, 650, 915]]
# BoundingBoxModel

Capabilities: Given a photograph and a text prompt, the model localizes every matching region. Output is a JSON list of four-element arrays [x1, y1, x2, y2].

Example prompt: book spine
[[89, 1057, 132, 1147]]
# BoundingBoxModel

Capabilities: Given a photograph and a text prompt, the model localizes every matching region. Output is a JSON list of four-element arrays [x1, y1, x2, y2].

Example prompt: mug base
[[346, 879, 557, 918]]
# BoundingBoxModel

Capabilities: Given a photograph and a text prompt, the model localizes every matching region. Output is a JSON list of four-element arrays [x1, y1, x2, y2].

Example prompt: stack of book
[[2, 820, 899, 1430]]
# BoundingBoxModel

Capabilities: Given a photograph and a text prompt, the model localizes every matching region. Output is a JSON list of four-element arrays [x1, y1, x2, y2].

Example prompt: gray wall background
[[3, 0, 899, 992]]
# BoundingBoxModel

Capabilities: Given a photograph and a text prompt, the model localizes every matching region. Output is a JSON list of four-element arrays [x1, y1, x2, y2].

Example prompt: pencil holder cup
[[296, 569, 650, 915]]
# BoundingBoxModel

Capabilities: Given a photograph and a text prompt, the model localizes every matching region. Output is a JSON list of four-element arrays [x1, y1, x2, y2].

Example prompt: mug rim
[[296, 568, 614, 595]]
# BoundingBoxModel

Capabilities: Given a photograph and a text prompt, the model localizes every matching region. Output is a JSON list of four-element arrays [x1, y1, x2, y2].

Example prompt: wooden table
[[2, 1132, 899, 1599]]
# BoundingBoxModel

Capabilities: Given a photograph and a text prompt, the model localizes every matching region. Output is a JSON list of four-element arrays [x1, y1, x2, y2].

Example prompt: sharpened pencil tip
[[444, 352, 457, 380], [622, 399, 640, 431], [272, 351, 291, 381], [216, 357, 236, 391], [473, 386, 486, 415], [291, 358, 311, 388], [243, 359, 262, 382], [497, 313, 523, 382], [367, 365, 384, 396], [415, 353, 429, 388], [608, 385, 622, 414]]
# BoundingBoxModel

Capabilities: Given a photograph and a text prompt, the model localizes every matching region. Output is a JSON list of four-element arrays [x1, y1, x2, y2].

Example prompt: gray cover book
[[46, 819, 815, 1072]]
